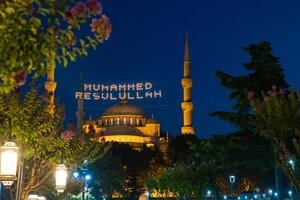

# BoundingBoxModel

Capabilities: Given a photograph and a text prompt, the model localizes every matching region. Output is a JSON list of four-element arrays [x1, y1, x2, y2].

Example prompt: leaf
[[0, 25, 6, 30], [31, 18, 41, 27], [5, 7, 15, 14], [63, 57, 68, 67], [80, 39, 85, 47], [30, 27, 37, 35]]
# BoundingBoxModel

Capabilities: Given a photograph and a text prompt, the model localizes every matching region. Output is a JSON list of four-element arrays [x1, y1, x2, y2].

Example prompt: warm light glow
[[55, 164, 68, 193], [28, 194, 46, 200], [0, 142, 18, 185], [28, 194, 39, 200]]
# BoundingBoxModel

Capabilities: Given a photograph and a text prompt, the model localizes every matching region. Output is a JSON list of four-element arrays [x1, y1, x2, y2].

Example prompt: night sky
[[54, 0, 300, 138]]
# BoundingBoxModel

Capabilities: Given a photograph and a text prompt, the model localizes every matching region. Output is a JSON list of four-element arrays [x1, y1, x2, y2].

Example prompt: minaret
[[44, 60, 57, 114], [76, 73, 85, 130], [181, 32, 195, 135]]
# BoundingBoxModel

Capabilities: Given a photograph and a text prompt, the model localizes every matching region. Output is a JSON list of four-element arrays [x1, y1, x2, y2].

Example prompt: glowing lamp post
[[0, 142, 19, 186], [28, 194, 46, 200], [55, 164, 68, 193], [229, 175, 236, 198]]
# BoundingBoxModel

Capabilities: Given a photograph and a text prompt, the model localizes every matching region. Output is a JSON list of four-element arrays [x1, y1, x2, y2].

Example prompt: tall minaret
[[44, 60, 57, 114], [76, 73, 85, 130], [181, 32, 195, 135]]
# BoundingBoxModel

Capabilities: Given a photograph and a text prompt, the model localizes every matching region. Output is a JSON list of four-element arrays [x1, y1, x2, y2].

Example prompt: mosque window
[[123, 118, 127, 125], [110, 118, 113, 125], [105, 119, 108, 126], [130, 118, 133, 125], [136, 118, 139, 125], [116, 118, 120, 125]]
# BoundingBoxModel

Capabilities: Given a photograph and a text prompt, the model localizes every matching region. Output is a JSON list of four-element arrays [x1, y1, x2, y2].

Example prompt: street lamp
[[0, 142, 19, 186], [28, 194, 39, 200], [73, 160, 92, 200], [229, 175, 236, 198], [288, 190, 293, 200], [85, 174, 91, 181], [55, 164, 68, 193], [207, 190, 212, 197], [229, 175, 236, 184], [268, 189, 273, 195], [288, 159, 295, 171], [73, 172, 79, 178], [28, 194, 46, 200]]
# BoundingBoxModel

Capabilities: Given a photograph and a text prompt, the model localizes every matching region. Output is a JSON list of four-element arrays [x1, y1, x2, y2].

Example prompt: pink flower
[[247, 91, 255, 100], [86, 0, 102, 15], [71, 2, 87, 18], [91, 15, 112, 40], [61, 121, 76, 141], [61, 130, 76, 141]]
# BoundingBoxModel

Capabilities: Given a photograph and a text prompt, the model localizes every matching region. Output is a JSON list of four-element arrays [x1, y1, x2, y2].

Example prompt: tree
[[147, 134, 273, 198], [208, 41, 296, 199], [0, 86, 107, 199], [0, 0, 111, 93], [147, 163, 208, 200], [212, 41, 288, 131], [88, 143, 165, 199], [167, 135, 198, 164], [210, 41, 289, 193], [250, 88, 300, 195], [89, 145, 125, 200]]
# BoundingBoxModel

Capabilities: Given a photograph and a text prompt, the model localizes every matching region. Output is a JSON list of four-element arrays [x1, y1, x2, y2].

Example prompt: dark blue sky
[[54, 0, 300, 138]]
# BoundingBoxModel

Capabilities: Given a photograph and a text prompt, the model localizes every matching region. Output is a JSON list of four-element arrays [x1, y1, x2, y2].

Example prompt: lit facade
[[83, 100, 161, 148]]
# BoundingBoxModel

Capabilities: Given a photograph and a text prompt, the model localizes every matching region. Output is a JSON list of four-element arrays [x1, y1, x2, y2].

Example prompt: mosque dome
[[102, 100, 146, 117], [146, 117, 158, 124]]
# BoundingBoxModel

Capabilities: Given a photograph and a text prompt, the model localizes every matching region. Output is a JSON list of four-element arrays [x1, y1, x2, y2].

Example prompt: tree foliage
[[212, 41, 288, 130], [0, 86, 107, 199], [88, 143, 164, 199], [250, 88, 300, 195], [147, 134, 273, 198], [0, 0, 111, 93]]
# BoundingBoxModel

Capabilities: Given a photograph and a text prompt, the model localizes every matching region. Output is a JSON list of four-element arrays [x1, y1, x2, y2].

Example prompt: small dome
[[102, 100, 146, 117], [146, 114, 158, 124], [146, 118, 158, 124], [103, 126, 145, 136], [85, 119, 96, 125]]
